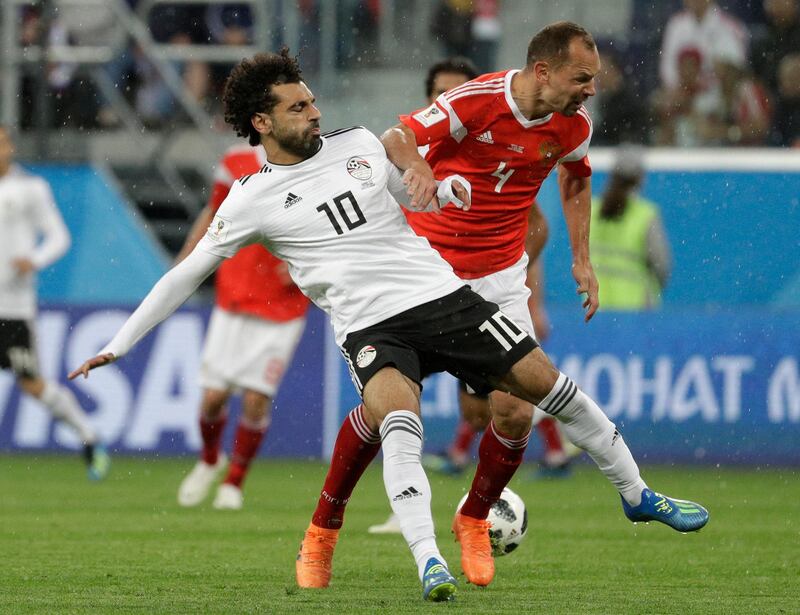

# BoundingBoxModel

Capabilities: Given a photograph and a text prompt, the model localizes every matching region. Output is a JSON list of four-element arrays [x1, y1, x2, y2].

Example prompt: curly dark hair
[[424, 57, 479, 99], [223, 48, 303, 146]]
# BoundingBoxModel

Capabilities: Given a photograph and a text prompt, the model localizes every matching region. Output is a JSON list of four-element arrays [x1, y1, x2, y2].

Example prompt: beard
[[274, 123, 321, 160]]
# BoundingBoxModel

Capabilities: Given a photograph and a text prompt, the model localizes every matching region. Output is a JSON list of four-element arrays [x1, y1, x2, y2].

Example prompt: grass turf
[[1, 455, 798, 614]]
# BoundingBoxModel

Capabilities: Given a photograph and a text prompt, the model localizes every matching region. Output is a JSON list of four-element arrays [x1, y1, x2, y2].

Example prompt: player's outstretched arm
[[68, 248, 224, 380], [557, 165, 599, 322], [381, 123, 438, 211]]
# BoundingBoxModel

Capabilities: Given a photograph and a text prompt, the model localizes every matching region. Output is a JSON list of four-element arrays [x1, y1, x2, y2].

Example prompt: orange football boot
[[295, 523, 339, 588], [452, 512, 494, 586]]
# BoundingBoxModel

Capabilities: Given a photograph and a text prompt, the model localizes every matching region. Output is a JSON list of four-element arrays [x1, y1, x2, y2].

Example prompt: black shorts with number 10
[[341, 286, 538, 396]]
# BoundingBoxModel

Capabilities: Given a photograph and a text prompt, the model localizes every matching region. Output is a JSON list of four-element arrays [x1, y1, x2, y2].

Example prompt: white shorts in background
[[200, 307, 306, 397], [463, 253, 536, 341], [464, 254, 551, 422]]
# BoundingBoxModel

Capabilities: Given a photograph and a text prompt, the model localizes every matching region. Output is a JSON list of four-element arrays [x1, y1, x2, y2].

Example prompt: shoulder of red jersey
[[214, 144, 265, 186], [553, 105, 593, 164]]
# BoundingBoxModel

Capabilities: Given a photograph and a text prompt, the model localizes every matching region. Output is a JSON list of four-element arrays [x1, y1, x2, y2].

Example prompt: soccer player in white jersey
[[69, 50, 708, 603], [0, 126, 109, 480]]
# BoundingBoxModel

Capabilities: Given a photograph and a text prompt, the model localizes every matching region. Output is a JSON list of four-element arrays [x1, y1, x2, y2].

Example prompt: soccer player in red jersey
[[381, 21, 599, 582], [174, 144, 309, 510]]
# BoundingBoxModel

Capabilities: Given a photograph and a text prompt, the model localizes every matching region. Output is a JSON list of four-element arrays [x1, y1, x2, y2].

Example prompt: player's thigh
[[342, 330, 423, 428], [495, 347, 559, 405], [361, 367, 421, 427]]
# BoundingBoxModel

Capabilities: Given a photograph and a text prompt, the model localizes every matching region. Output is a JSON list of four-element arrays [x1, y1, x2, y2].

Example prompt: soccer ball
[[457, 487, 528, 556]]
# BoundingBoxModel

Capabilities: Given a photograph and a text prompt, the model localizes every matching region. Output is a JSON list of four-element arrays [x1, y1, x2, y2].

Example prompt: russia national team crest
[[356, 345, 377, 368], [347, 157, 372, 181]]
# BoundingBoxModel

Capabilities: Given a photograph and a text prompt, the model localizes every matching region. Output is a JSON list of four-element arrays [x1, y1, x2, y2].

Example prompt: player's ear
[[533, 60, 550, 84], [251, 112, 273, 137]]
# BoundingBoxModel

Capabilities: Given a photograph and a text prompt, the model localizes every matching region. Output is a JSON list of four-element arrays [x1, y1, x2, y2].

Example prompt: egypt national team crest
[[356, 345, 377, 368], [347, 157, 372, 181]]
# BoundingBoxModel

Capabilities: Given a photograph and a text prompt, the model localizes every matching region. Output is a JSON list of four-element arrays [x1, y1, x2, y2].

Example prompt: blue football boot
[[622, 488, 709, 532], [422, 557, 457, 602]]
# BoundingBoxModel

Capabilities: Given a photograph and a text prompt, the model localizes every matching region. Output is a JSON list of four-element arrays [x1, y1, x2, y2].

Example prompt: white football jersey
[[0, 164, 71, 319], [197, 127, 464, 345]]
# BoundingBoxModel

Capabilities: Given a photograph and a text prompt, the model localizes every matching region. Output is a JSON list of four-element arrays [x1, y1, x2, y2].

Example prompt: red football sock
[[449, 419, 478, 459], [199, 414, 227, 465], [224, 417, 268, 488], [536, 417, 564, 454], [460, 421, 529, 520], [312, 405, 381, 530]]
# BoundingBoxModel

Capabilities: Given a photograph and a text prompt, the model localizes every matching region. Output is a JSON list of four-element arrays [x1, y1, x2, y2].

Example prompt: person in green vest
[[590, 148, 672, 309]]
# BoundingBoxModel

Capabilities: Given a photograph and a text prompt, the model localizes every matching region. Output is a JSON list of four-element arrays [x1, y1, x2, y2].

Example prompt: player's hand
[[68, 353, 117, 380], [572, 260, 599, 322], [449, 179, 471, 211], [12, 258, 35, 275], [402, 162, 438, 212]]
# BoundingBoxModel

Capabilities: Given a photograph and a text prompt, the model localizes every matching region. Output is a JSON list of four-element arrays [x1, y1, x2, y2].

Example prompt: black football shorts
[[0, 319, 40, 378], [341, 286, 537, 396]]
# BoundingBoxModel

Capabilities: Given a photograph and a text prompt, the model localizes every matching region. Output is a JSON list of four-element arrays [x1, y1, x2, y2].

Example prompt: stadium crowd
[[11, 0, 800, 147]]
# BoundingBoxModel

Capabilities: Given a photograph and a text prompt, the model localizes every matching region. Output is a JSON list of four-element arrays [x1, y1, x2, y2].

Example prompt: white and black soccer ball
[[457, 487, 528, 556]]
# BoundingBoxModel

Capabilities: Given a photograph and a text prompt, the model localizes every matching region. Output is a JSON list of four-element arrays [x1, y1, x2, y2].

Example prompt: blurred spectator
[[653, 47, 706, 145], [751, 0, 800, 94], [424, 56, 479, 100], [656, 1, 770, 145], [205, 4, 254, 45], [431, 0, 501, 72], [771, 53, 800, 146], [470, 0, 501, 72], [660, 0, 749, 93], [18, 5, 104, 130], [591, 46, 650, 145], [590, 148, 671, 310], [431, 1, 474, 59]]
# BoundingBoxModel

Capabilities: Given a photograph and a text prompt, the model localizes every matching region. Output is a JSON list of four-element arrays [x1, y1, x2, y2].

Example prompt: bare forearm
[[525, 203, 549, 264], [558, 167, 592, 264], [176, 207, 215, 264], [380, 123, 426, 171]]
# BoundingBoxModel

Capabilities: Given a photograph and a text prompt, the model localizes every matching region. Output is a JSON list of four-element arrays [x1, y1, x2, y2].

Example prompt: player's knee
[[242, 390, 272, 421], [18, 376, 44, 398], [489, 393, 533, 433], [459, 390, 491, 431], [201, 388, 229, 418]]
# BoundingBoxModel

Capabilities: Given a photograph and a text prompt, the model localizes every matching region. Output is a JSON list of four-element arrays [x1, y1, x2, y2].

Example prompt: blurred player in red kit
[[175, 144, 309, 510]]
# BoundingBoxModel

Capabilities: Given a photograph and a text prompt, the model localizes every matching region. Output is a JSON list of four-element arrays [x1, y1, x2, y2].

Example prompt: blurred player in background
[[0, 125, 109, 480], [174, 144, 309, 510], [591, 147, 672, 310]]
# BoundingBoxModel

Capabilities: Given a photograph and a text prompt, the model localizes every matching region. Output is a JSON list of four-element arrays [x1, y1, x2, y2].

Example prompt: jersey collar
[[504, 69, 554, 129]]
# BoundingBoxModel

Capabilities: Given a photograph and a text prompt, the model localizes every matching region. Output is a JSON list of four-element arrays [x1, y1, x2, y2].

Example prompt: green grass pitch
[[1, 454, 798, 614]]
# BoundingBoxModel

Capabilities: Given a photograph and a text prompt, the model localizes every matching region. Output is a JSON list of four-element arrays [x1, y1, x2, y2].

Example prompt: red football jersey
[[400, 69, 593, 278], [209, 145, 309, 321]]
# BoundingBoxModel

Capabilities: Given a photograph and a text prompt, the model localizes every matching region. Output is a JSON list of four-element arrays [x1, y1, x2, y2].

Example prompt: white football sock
[[40, 381, 97, 444], [538, 372, 647, 506], [380, 410, 445, 580]]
